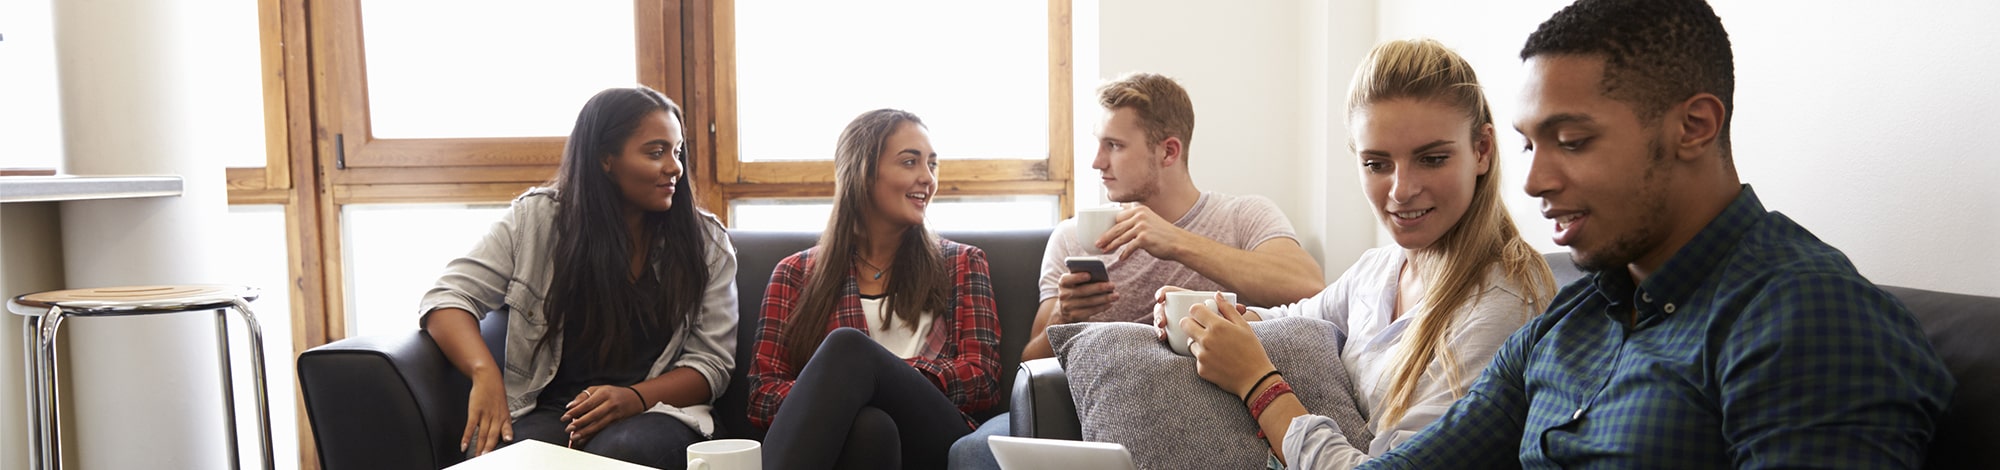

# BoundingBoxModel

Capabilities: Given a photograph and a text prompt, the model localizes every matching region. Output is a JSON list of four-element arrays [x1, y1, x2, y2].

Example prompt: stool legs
[[21, 316, 43, 470], [19, 301, 274, 470], [34, 306, 67, 470], [214, 308, 242, 470], [227, 298, 276, 470]]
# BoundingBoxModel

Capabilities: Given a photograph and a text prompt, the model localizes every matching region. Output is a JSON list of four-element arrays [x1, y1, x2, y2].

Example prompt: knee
[[825, 406, 902, 469], [808, 328, 877, 365], [949, 416, 1007, 470], [948, 432, 989, 463], [849, 406, 898, 438], [585, 418, 696, 466], [821, 327, 870, 352]]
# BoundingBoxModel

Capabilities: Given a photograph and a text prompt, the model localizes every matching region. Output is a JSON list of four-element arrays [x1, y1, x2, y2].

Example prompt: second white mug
[[687, 439, 760, 470], [1162, 291, 1238, 356]]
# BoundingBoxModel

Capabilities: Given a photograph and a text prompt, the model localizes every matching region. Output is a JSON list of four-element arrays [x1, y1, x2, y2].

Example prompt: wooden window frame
[[313, 1, 683, 184], [222, 0, 302, 206], [698, 0, 1075, 222]]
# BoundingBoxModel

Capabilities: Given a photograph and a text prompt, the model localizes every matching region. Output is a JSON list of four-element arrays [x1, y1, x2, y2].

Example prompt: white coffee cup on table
[[686, 439, 760, 470], [1163, 291, 1238, 356], [1074, 206, 1122, 255]]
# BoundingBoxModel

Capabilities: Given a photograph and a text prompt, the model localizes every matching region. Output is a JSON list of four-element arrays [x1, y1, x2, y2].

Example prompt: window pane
[[219, 205, 299, 469], [731, 195, 1057, 231], [735, 1, 1048, 161], [360, 0, 636, 139], [343, 203, 511, 338], [925, 195, 1059, 230]]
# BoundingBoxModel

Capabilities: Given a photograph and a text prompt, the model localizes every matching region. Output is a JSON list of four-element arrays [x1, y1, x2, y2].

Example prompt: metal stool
[[8, 285, 274, 470]]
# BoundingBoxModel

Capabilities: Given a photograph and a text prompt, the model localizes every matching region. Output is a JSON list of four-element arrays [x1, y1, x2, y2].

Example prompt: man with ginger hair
[[949, 71, 1325, 470]]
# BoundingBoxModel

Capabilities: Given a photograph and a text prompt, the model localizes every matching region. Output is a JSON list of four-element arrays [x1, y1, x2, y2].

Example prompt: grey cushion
[[1049, 318, 1373, 469]]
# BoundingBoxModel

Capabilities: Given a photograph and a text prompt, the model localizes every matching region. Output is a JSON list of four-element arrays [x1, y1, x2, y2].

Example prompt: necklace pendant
[[872, 271, 885, 280]]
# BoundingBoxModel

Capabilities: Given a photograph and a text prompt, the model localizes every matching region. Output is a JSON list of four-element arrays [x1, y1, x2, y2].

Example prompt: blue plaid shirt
[[1357, 186, 1953, 469]]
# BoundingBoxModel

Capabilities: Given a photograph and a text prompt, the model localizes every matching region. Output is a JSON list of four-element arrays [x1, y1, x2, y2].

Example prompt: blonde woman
[[1165, 38, 1555, 468]]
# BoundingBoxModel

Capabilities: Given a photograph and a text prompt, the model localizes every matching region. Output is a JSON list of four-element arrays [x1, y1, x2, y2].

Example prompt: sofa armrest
[[1010, 358, 1081, 440], [298, 331, 471, 470]]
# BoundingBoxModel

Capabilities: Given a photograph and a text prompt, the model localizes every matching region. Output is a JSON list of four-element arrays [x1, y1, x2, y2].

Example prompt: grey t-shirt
[[1039, 192, 1301, 323]]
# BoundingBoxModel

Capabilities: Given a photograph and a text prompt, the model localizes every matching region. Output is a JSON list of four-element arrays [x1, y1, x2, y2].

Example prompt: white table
[[448, 439, 661, 469]]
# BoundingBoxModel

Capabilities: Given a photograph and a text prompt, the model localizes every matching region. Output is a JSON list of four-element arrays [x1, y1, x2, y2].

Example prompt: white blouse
[[1249, 247, 1539, 469], [860, 296, 935, 359]]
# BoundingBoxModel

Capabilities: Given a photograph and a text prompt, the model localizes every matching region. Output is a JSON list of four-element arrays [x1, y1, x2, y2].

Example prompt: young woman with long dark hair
[[420, 86, 738, 467], [747, 109, 1001, 469]]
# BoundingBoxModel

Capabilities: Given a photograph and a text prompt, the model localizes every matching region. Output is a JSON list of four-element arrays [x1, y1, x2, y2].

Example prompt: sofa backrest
[[1881, 285, 2000, 468], [715, 228, 1053, 440]]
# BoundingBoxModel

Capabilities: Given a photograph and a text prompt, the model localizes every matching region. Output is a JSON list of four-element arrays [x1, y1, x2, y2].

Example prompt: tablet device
[[988, 436, 1138, 470], [1064, 256, 1109, 283]]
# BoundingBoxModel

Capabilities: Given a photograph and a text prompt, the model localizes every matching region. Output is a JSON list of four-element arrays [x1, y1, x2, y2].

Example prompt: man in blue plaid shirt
[[1268, 0, 1956, 468]]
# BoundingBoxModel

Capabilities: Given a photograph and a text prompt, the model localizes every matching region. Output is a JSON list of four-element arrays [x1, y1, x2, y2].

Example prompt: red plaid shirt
[[747, 239, 1001, 430]]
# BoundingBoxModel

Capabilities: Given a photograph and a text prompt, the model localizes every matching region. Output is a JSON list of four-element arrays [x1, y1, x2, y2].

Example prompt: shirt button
[[1641, 292, 1653, 303], [1572, 408, 1583, 420], [1664, 303, 1677, 314]]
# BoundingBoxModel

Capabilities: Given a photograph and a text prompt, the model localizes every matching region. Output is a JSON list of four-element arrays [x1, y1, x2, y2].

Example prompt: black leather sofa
[[297, 228, 1053, 469], [1012, 252, 2000, 468]]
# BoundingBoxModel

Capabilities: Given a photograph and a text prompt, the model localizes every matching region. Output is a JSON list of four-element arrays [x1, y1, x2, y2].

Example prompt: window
[[341, 204, 511, 338], [732, 3, 1048, 162], [360, 2, 637, 140], [709, 0, 1075, 227], [319, 0, 675, 177]]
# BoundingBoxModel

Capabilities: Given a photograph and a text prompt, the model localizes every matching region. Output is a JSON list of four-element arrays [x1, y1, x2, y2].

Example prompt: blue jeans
[[947, 412, 1009, 470]]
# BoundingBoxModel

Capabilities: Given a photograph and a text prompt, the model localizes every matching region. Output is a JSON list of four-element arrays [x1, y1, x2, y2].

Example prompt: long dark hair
[[782, 109, 949, 369], [539, 86, 714, 369]]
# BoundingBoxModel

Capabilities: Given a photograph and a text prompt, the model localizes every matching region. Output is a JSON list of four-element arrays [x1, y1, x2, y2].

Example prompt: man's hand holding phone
[[1056, 256, 1116, 324]]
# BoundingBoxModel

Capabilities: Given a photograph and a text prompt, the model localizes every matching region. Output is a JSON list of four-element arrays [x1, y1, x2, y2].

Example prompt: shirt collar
[[1172, 192, 1213, 228], [1589, 185, 1765, 319]]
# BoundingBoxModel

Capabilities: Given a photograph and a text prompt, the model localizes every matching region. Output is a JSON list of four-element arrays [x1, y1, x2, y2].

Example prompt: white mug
[[1074, 206, 1122, 255], [686, 439, 761, 470], [1162, 291, 1238, 356]]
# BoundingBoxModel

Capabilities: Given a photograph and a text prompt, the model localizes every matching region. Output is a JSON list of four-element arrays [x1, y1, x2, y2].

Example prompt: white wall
[[0, 203, 65, 470], [1377, 0, 2000, 296], [0, 0, 64, 171], [1096, 0, 1383, 275], [1098, 0, 1310, 248], [1313, 0, 1385, 275]]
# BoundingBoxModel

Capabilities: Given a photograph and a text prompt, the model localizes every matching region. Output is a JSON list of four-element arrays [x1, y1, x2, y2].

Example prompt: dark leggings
[[765, 327, 973, 470], [510, 405, 702, 467]]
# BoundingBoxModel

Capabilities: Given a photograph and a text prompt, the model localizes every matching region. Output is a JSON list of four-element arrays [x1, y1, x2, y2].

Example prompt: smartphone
[[1064, 256, 1109, 283]]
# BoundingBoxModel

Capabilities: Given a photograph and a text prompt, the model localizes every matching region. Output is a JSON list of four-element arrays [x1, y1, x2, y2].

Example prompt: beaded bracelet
[[1248, 380, 1294, 439]]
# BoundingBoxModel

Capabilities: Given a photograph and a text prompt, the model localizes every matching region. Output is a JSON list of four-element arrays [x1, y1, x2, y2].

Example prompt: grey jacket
[[419, 188, 739, 434]]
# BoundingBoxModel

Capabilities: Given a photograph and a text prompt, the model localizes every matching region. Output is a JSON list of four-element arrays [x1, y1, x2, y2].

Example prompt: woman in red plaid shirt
[[748, 109, 1002, 469]]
